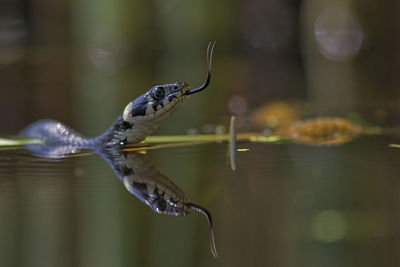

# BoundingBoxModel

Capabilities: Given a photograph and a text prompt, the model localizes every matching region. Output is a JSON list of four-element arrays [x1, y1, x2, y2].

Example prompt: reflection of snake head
[[112, 151, 218, 257], [123, 176, 191, 216], [123, 176, 218, 257]]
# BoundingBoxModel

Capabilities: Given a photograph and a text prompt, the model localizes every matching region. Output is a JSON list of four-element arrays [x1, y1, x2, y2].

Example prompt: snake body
[[21, 81, 191, 148]]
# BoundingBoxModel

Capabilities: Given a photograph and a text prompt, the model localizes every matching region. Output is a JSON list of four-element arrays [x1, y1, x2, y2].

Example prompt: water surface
[[0, 135, 399, 267]]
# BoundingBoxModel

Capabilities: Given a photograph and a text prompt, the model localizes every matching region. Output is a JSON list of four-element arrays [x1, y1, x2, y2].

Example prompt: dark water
[[0, 135, 399, 267]]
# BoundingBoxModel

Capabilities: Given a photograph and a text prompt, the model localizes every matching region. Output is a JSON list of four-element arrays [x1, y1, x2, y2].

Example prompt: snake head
[[118, 42, 215, 144], [120, 81, 190, 143], [122, 41, 215, 122], [147, 82, 190, 101], [141, 81, 192, 115], [124, 81, 190, 118]]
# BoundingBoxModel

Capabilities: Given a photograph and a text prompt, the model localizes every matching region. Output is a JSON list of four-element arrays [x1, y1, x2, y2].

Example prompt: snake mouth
[[174, 82, 190, 95], [184, 41, 215, 95]]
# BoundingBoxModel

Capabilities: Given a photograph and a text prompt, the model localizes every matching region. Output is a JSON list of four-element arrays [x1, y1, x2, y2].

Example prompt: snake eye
[[152, 87, 165, 100], [173, 85, 178, 90], [154, 198, 167, 212]]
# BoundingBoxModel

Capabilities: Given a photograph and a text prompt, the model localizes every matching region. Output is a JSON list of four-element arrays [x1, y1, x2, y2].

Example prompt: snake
[[20, 42, 218, 257], [21, 42, 215, 147]]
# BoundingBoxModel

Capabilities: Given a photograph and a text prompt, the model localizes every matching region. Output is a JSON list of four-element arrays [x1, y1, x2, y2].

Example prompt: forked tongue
[[184, 41, 215, 95]]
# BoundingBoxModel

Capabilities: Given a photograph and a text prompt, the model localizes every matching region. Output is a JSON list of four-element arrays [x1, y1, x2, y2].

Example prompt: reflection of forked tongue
[[188, 202, 219, 258]]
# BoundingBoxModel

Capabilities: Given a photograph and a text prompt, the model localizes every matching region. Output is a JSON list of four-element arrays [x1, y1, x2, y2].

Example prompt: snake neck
[[91, 115, 135, 147], [94, 96, 187, 146], [92, 113, 162, 147]]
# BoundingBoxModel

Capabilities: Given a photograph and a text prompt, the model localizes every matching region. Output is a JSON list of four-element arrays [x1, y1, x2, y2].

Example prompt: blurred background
[[0, 0, 400, 266]]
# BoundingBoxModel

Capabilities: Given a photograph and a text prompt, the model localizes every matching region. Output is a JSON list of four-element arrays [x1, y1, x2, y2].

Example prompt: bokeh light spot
[[312, 210, 347, 242], [228, 95, 248, 115], [88, 32, 131, 73], [315, 6, 363, 61]]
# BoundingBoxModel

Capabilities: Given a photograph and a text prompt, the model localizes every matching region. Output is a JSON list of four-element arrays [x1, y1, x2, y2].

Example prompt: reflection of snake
[[20, 42, 218, 257], [21, 42, 215, 148], [102, 149, 218, 257]]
